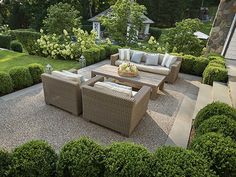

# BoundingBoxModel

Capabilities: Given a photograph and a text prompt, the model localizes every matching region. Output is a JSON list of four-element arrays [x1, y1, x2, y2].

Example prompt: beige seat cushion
[[52, 71, 81, 83], [94, 82, 132, 98]]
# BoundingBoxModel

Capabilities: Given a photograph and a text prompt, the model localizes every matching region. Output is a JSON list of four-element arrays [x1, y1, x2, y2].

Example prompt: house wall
[[207, 0, 236, 54]]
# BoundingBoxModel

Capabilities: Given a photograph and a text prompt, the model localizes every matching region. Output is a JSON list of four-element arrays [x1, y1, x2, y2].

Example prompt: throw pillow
[[131, 52, 144, 64], [119, 49, 130, 61], [161, 53, 170, 67], [165, 55, 177, 68], [145, 53, 159, 66]]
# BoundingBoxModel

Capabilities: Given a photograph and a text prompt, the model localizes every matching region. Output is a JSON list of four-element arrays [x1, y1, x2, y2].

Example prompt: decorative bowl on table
[[118, 63, 139, 77]]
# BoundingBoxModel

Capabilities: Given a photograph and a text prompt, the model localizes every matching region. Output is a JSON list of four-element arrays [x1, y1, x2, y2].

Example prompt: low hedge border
[[0, 34, 11, 49], [0, 138, 218, 177]]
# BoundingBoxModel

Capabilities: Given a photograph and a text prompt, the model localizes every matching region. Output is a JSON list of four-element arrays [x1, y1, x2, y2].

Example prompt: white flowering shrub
[[0, 24, 11, 35], [37, 28, 97, 60]]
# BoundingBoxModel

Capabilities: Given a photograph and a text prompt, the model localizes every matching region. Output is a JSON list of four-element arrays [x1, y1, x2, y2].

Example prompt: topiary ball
[[10, 140, 57, 177], [196, 115, 236, 141], [0, 72, 14, 95], [150, 146, 216, 177], [10, 40, 23, 53], [9, 66, 33, 90], [57, 137, 104, 177], [104, 142, 151, 177], [28, 63, 44, 84], [0, 149, 11, 177], [194, 102, 236, 128], [190, 132, 236, 177]]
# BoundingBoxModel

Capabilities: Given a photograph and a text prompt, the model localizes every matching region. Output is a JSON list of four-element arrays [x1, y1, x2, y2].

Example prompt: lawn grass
[[0, 50, 80, 72]]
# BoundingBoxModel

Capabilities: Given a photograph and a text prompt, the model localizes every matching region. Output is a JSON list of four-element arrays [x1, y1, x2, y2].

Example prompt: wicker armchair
[[42, 74, 103, 116], [82, 80, 151, 137]]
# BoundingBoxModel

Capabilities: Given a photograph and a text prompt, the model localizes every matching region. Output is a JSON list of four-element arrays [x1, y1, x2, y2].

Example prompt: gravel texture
[[0, 61, 200, 151]]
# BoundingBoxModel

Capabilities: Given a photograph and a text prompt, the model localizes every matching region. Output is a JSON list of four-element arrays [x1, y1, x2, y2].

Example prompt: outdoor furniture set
[[42, 49, 182, 136]]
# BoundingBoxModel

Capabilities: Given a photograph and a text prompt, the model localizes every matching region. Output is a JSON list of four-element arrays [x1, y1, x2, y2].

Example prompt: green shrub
[[208, 55, 224, 61], [180, 55, 196, 74], [193, 56, 209, 76], [9, 66, 33, 90], [104, 142, 151, 177], [190, 133, 236, 177], [28, 63, 44, 84], [0, 149, 11, 177], [202, 65, 228, 85], [0, 34, 11, 49], [10, 30, 41, 55], [194, 102, 236, 128], [0, 72, 14, 95], [83, 48, 100, 66], [10, 40, 23, 53], [10, 140, 57, 177], [98, 46, 106, 61], [109, 45, 121, 55], [57, 137, 104, 177], [150, 146, 216, 177], [149, 27, 162, 39], [196, 115, 236, 141], [208, 59, 225, 67]]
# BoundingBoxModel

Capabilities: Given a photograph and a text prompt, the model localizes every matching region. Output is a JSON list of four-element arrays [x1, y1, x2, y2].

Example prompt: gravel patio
[[0, 60, 201, 151]]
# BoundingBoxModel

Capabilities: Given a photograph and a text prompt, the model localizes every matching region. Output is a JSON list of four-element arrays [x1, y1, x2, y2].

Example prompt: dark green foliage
[[28, 63, 44, 84], [109, 45, 121, 55], [104, 142, 151, 177], [150, 146, 216, 177], [98, 46, 106, 61], [57, 137, 104, 177], [202, 65, 228, 85], [10, 140, 57, 177], [0, 34, 11, 49], [10, 40, 23, 53], [10, 30, 41, 55], [149, 27, 162, 39], [9, 66, 33, 90], [208, 55, 225, 61], [190, 133, 236, 177], [0, 72, 14, 95], [193, 56, 209, 76], [180, 55, 195, 74], [83, 47, 100, 66], [194, 102, 236, 129], [208, 59, 225, 67], [0, 149, 11, 177], [196, 115, 236, 141]]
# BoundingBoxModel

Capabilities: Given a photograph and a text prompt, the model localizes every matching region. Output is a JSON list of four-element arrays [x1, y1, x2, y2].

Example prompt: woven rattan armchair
[[42, 74, 103, 116], [82, 80, 151, 137]]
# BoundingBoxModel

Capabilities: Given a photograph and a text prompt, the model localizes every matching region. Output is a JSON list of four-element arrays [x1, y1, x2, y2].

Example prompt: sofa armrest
[[111, 53, 119, 66], [133, 86, 151, 103], [82, 75, 104, 87]]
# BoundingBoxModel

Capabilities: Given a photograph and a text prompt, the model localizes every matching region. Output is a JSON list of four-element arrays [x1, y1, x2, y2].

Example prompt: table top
[[92, 64, 166, 87]]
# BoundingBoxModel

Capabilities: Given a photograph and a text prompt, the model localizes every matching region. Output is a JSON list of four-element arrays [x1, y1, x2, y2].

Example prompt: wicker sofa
[[42, 73, 103, 116], [81, 77, 151, 137], [111, 52, 182, 84]]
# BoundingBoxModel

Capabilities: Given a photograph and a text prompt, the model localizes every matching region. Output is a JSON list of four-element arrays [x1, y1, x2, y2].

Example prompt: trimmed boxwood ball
[[0, 149, 11, 177], [9, 66, 33, 90], [10, 40, 23, 53], [150, 146, 216, 177], [180, 55, 196, 74], [196, 115, 236, 141], [28, 63, 44, 84], [192, 56, 209, 76], [57, 137, 105, 177], [104, 142, 151, 177], [10, 140, 57, 177], [0, 72, 14, 95], [190, 133, 236, 177], [194, 102, 236, 128]]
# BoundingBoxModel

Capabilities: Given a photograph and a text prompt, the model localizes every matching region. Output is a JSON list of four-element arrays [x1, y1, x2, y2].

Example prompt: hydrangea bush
[[37, 28, 97, 60]]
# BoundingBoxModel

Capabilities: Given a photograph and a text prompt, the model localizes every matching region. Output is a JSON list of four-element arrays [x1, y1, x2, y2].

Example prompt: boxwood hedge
[[0, 34, 11, 49], [10, 40, 23, 53], [0, 149, 11, 177], [10, 140, 57, 177], [28, 63, 44, 84], [194, 102, 236, 128], [0, 72, 14, 95], [104, 142, 151, 177], [57, 137, 104, 177], [190, 133, 236, 177], [150, 146, 216, 177], [9, 66, 33, 90], [196, 115, 236, 141]]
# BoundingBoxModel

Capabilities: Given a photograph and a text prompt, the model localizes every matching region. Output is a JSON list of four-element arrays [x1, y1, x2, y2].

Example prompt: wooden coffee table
[[91, 65, 166, 99]]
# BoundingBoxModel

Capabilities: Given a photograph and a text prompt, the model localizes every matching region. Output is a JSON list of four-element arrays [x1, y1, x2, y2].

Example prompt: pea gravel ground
[[0, 61, 201, 151]]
